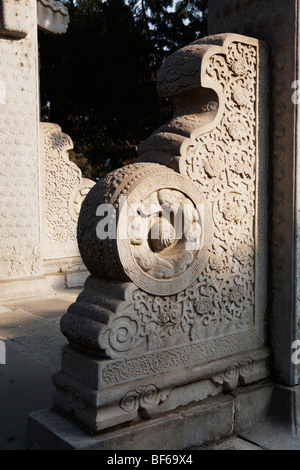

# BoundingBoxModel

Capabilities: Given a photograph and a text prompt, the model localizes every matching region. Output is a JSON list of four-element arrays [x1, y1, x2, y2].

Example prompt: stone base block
[[28, 395, 234, 450], [232, 381, 274, 432], [28, 380, 274, 450], [52, 345, 270, 434]]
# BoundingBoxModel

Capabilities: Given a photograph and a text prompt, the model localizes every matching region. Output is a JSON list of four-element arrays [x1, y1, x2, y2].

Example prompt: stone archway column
[[0, 0, 45, 299]]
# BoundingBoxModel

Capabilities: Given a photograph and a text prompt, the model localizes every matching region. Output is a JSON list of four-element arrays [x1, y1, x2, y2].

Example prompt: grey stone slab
[[0, 290, 83, 450], [267, 383, 300, 434], [208, 0, 300, 389], [28, 395, 234, 450], [66, 272, 90, 289]]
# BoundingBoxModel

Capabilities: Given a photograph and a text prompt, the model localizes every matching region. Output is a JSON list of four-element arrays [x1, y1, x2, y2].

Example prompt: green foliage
[[39, 0, 207, 179]]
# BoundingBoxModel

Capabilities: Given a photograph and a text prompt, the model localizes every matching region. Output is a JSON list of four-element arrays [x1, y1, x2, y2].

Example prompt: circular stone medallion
[[78, 163, 212, 295]]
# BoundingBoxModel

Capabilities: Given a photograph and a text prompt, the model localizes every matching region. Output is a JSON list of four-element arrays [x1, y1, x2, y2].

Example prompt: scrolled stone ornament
[[103, 313, 141, 353], [78, 162, 212, 295]]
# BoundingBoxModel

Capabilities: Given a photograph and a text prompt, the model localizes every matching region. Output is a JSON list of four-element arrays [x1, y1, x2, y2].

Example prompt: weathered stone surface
[[138, 33, 269, 353], [51, 33, 270, 436], [0, 1, 74, 298], [232, 381, 274, 433], [52, 342, 269, 433], [0, 278, 54, 302], [40, 123, 95, 262], [60, 277, 267, 361], [208, 0, 300, 389], [267, 383, 300, 435], [28, 395, 234, 450], [198, 436, 263, 450], [40, 122, 95, 285], [0, 0, 30, 38], [37, 0, 70, 34], [240, 421, 300, 450]]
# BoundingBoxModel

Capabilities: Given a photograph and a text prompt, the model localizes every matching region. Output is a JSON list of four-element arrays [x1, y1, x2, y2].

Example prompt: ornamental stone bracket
[[53, 34, 270, 434], [37, 0, 69, 34]]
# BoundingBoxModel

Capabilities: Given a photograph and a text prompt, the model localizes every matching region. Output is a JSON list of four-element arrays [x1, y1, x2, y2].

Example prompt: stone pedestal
[[28, 381, 274, 450], [28, 33, 272, 449]]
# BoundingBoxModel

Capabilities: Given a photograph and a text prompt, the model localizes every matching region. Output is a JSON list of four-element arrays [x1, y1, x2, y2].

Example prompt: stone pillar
[[208, 0, 300, 430], [28, 33, 272, 449], [0, 0, 44, 298]]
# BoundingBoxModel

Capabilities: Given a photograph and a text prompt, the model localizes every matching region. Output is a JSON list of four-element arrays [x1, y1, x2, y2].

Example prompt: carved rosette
[[78, 162, 212, 296]]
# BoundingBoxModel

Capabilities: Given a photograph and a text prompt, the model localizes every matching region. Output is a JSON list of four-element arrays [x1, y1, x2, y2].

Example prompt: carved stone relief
[[40, 122, 95, 262], [62, 35, 268, 360], [119, 384, 170, 418], [0, 0, 42, 280], [77, 162, 212, 296], [37, 0, 70, 34], [137, 34, 268, 350], [55, 34, 269, 433]]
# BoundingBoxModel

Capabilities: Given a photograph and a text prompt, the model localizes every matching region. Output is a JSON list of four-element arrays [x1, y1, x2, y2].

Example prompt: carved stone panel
[[40, 122, 95, 263], [37, 0, 70, 34], [56, 34, 269, 434]]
